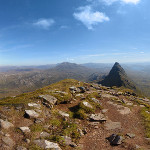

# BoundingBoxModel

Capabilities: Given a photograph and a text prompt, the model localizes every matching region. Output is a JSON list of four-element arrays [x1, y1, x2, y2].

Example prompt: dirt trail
[[80, 97, 150, 150]]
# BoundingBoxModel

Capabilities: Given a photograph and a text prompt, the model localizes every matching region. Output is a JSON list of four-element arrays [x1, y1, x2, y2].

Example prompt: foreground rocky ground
[[0, 79, 149, 150]]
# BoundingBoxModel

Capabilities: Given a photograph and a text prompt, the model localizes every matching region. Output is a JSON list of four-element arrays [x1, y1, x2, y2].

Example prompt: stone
[[126, 102, 133, 106], [62, 136, 77, 147], [39, 95, 57, 108], [77, 128, 84, 136], [89, 113, 107, 122], [34, 139, 61, 149], [19, 127, 30, 133], [0, 119, 14, 129], [82, 101, 93, 109], [28, 103, 41, 109], [0, 113, 7, 119], [69, 86, 77, 91], [24, 139, 30, 144], [126, 133, 135, 138], [16, 146, 27, 150], [78, 87, 86, 93], [102, 109, 108, 113], [105, 121, 121, 130], [118, 107, 131, 115], [2, 137, 15, 148], [24, 110, 39, 118], [40, 132, 50, 138], [107, 134, 124, 145], [58, 111, 69, 117], [91, 98, 101, 105], [140, 105, 145, 108], [35, 118, 45, 124]]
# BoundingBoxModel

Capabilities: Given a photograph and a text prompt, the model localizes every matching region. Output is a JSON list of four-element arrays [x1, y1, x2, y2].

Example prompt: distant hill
[[99, 62, 137, 91], [0, 62, 103, 98]]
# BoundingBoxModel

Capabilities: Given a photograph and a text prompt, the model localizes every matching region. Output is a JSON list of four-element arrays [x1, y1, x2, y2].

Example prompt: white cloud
[[101, 0, 118, 5], [33, 18, 55, 29], [121, 0, 140, 4], [73, 6, 109, 30], [101, 0, 140, 5]]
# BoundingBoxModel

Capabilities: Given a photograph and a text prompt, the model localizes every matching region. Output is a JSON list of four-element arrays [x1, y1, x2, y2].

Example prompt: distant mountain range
[[0, 62, 105, 98], [0, 62, 150, 98]]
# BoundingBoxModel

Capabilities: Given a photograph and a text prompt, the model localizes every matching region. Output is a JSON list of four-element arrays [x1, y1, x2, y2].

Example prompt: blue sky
[[0, 0, 150, 65]]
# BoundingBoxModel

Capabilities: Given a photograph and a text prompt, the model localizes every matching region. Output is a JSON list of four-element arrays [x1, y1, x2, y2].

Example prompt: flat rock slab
[[82, 101, 93, 109], [19, 127, 30, 133], [24, 110, 39, 118], [28, 103, 41, 109], [0, 119, 14, 129], [34, 139, 61, 150], [59, 111, 69, 117], [39, 95, 57, 107], [118, 107, 131, 115], [89, 113, 107, 122], [105, 121, 121, 130]]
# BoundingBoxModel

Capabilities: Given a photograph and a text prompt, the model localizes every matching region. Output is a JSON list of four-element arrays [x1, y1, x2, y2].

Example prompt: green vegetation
[[141, 107, 150, 138]]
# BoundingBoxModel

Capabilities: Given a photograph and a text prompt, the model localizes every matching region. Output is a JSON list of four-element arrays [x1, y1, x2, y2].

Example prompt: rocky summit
[[0, 79, 149, 150], [99, 62, 137, 91]]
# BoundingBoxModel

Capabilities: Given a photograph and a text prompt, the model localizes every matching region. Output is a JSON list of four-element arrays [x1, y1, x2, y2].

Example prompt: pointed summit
[[99, 62, 136, 90]]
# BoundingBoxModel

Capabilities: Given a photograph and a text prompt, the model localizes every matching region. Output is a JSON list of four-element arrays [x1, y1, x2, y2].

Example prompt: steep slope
[[0, 79, 149, 150], [99, 62, 137, 90]]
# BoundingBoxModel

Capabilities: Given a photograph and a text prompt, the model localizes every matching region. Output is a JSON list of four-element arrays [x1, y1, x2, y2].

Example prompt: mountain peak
[[99, 62, 137, 90]]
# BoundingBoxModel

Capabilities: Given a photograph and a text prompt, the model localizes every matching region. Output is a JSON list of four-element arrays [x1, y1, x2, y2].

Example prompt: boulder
[[24, 110, 39, 118], [39, 95, 57, 108], [89, 113, 107, 122], [34, 139, 61, 150], [107, 134, 124, 145], [19, 127, 30, 133], [58, 111, 69, 117], [0, 119, 14, 129]]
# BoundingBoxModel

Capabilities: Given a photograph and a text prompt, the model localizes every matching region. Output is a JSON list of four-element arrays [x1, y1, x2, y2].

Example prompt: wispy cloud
[[33, 18, 55, 29], [73, 6, 109, 30]]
